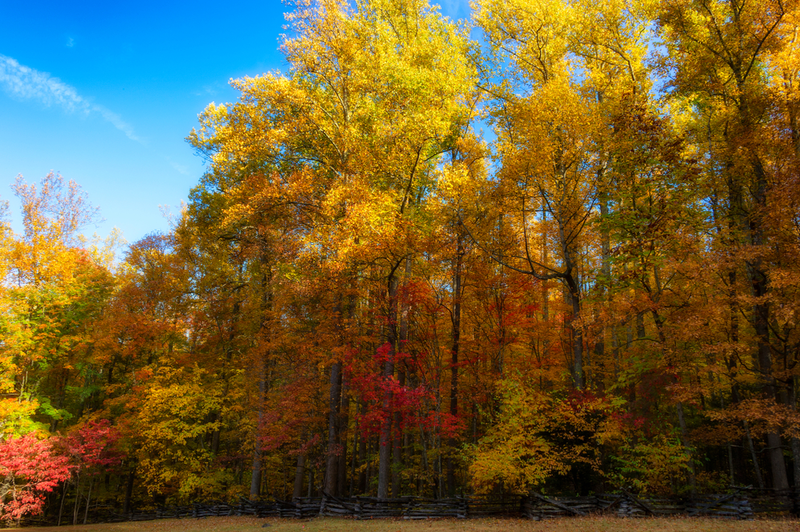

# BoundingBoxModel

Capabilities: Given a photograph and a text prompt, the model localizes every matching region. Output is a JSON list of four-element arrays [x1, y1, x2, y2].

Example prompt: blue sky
[[0, 0, 472, 248]]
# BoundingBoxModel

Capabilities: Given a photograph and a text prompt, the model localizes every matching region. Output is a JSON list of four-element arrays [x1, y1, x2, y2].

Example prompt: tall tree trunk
[[249, 369, 266, 500], [83, 476, 93, 524], [745, 420, 766, 489], [210, 410, 222, 455], [392, 369, 404, 497], [338, 378, 350, 497], [494, 213, 506, 378], [447, 229, 463, 496], [752, 258, 789, 489], [364, 437, 372, 495], [743, 88, 788, 489], [675, 400, 697, 494], [781, 63, 800, 489], [556, 197, 583, 390], [593, 186, 612, 390], [293, 453, 306, 499], [392, 257, 412, 497], [541, 205, 549, 323], [350, 413, 359, 496], [378, 270, 399, 498], [122, 466, 135, 515], [358, 405, 367, 494], [324, 361, 342, 496], [211, 301, 240, 455], [57, 481, 69, 526], [72, 471, 81, 526], [251, 263, 273, 500], [565, 273, 583, 389]]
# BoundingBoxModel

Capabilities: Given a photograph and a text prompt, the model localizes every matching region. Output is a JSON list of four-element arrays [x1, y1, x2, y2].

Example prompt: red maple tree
[[0, 434, 71, 522]]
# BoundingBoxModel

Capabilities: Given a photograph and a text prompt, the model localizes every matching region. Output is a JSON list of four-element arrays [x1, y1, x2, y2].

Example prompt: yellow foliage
[[133, 366, 229, 501], [468, 380, 619, 495]]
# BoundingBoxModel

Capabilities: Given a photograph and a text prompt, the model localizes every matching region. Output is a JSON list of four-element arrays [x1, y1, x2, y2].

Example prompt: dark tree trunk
[[122, 466, 135, 515], [293, 453, 306, 499], [377, 272, 399, 499], [324, 361, 342, 496], [249, 370, 265, 500], [447, 229, 463, 496], [358, 407, 367, 494], [338, 379, 350, 497], [251, 261, 273, 500], [392, 367, 405, 497]]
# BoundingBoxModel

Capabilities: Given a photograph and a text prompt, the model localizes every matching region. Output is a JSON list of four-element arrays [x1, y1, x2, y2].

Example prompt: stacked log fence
[[17, 488, 799, 527]]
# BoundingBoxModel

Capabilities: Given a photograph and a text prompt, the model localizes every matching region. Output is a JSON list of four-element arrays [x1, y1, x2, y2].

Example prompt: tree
[[61, 419, 121, 525], [189, 0, 476, 498], [658, 0, 796, 490], [0, 433, 71, 523], [0, 173, 114, 436], [474, 0, 655, 392]]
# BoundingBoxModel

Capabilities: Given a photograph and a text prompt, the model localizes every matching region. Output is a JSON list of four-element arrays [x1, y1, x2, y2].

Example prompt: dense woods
[[2, 0, 800, 522]]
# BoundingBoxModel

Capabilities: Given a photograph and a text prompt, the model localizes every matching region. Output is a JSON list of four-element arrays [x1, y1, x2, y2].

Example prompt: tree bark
[[338, 378, 350, 497], [83, 476, 93, 525], [249, 369, 265, 500], [251, 259, 273, 500], [57, 481, 69, 526], [324, 361, 342, 496], [447, 229, 463, 496], [72, 470, 81, 525], [392, 370, 404, 497], [357, 406, 367, 494], [122, 466, 135, 515], [293, 452, 306, 499], [377, 270, 399, 498]]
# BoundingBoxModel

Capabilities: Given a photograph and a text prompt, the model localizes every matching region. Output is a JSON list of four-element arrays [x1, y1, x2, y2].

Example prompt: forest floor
[[16, 516, 800, 532]]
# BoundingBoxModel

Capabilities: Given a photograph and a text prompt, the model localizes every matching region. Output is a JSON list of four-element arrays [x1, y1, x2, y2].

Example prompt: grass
[[18, 516, 800, 532]]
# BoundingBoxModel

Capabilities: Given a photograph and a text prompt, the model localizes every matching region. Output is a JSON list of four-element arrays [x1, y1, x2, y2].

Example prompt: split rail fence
[[18, 488, 799, 527]]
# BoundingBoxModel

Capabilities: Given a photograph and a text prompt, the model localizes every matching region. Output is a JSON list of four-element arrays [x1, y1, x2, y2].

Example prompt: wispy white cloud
[[66, 37, 75, 48], [166, 157, 190, 176], [93, 104, 141, 142], [0, 54, 86, 112], [0, 53, 141, 142]]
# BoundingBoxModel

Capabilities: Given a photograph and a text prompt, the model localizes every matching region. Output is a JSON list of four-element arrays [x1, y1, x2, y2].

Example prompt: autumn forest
[[2, 0, 800, 523]]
